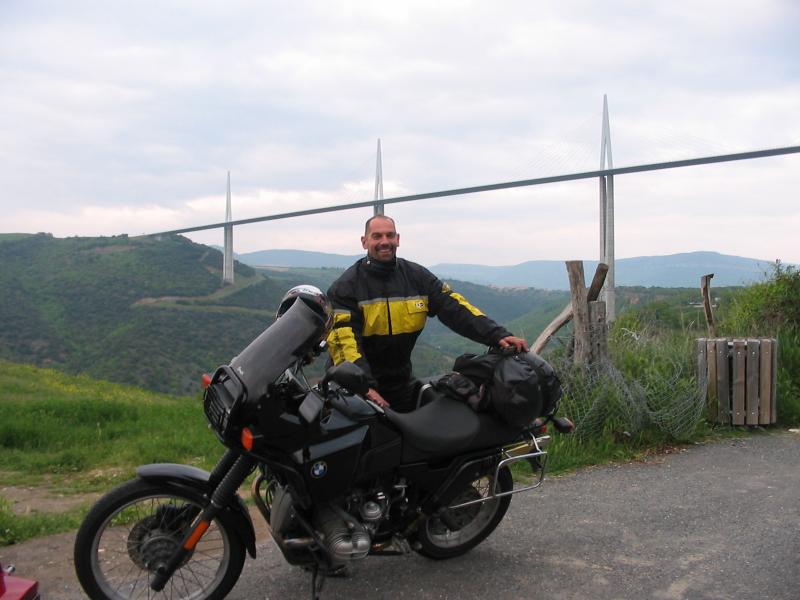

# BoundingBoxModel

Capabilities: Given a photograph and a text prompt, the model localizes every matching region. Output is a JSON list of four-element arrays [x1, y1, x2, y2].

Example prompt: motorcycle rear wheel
[[416, 465, 513, 560], [74, 478, 245, 600]]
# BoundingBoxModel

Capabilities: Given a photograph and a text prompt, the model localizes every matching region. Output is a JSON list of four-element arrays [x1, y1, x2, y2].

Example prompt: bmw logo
[[311, 461, 327, 478]]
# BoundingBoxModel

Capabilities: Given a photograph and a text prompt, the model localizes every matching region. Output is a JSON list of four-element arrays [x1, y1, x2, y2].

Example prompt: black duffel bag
[[434, 350, 562, 428]]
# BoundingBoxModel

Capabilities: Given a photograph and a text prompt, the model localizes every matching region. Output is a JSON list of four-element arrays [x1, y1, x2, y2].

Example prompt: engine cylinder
[[315, 507, 371, 562]]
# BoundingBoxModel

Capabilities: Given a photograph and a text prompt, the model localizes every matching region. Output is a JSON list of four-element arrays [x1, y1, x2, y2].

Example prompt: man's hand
[[365, 387, 390, 409], [498, 335, 529, 353]]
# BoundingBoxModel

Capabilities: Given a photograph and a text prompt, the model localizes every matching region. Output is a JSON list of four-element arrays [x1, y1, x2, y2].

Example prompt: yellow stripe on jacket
[[327, 310, 362, 364], [358, 296, 429, 336], [447, 291, 485, 317]]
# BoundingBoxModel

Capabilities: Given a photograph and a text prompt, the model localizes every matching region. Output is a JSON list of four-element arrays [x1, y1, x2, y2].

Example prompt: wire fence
[[544, 324, 708, 441]]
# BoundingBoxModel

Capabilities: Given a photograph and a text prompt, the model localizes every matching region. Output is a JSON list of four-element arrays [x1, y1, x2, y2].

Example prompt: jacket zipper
[[385, 296, 393, 335]]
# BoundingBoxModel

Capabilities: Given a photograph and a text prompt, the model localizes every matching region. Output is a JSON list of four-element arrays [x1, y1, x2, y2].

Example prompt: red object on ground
[[0, 563, 40, 600]]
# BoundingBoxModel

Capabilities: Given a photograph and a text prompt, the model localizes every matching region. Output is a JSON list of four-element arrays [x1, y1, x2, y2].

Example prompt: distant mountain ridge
[[233, 249, 780, 289], [431, 252, 779, 289], [237, 248, 363, 269]]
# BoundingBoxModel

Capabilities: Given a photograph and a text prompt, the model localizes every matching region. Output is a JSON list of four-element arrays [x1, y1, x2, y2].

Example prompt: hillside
[[0, 234, 566, 394], [0, 233, 287, 394]]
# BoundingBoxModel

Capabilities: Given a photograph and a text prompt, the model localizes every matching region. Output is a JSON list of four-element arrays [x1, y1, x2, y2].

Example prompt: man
[[326, 214, 528, 412]]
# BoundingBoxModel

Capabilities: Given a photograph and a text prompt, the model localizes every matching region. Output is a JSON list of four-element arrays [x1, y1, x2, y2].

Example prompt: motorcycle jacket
[[326, 257, 512, 390]]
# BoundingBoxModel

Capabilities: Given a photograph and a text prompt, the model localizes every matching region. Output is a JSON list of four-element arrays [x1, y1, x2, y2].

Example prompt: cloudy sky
[[2, 1, 798, 266]]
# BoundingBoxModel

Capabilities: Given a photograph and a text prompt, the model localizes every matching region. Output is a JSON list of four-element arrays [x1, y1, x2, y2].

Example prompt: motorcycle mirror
[[322, 362, 370, 396]]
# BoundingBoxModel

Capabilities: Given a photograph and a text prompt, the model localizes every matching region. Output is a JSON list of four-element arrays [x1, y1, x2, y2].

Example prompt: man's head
[[362, 215, 399, 263]]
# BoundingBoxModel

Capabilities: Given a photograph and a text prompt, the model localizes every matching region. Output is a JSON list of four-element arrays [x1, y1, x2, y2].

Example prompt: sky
[[2, 0, 799, 267]]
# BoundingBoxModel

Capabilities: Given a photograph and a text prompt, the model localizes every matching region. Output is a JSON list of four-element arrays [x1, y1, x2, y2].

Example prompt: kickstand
[[310, 564, 327, 600]]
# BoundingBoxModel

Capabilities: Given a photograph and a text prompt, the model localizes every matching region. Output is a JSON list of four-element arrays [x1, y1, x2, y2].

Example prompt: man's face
[[362, 217, 400, 263]]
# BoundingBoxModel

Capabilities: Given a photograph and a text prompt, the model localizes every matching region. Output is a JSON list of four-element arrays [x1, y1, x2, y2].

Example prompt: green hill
[[3, 233, 722, 395], [0, 233, 291, 394], [0, 233, 568, 394]]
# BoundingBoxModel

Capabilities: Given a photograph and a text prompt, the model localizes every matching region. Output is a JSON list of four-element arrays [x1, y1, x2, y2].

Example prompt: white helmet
[[276, 285, 333, 332]]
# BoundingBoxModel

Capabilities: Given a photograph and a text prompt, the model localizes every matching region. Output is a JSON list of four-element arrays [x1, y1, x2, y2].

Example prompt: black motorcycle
[[73, 286, 573, 599]]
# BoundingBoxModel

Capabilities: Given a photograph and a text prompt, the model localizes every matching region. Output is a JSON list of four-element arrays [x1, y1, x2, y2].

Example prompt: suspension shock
[[149, 454, 256, 592]]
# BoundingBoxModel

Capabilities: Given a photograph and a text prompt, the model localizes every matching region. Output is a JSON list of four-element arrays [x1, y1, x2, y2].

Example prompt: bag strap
[[434, 372, 486, 411]]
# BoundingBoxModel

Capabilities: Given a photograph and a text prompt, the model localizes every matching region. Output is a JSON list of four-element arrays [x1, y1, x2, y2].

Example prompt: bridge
[[149, 97, 800, 321]]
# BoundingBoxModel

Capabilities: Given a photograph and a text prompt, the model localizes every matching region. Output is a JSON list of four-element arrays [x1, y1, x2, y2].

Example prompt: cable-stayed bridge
[[148, 98, 800, 321]]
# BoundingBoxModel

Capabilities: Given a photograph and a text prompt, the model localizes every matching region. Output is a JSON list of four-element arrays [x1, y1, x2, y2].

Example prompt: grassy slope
[[0, 360, 219, 484], [0, 360, 224, 545]]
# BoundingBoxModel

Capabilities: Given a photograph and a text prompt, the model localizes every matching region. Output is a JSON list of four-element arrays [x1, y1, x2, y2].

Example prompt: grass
[[0, 361, 226, 545], [0, 360, 221, 490], [0, 496, 86, 546]]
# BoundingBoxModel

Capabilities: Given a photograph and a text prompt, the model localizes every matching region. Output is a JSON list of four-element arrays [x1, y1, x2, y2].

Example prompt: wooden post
[[589, 300, 609, 365], [771, 339, 778, 424], [697, 338, 710, 418], [746, 339, 760, 425], [715, 339, 730, 424], [532, 263, 608, 354], [732, 340, 746, 425], [700, 274, 717, 337], [706, 338, 717, 421], [759, 339, 773, 425], [566, 261, 590, 366]]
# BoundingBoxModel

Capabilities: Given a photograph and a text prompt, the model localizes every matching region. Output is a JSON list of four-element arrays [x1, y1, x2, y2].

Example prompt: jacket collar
[[363, 255, 398, 278]]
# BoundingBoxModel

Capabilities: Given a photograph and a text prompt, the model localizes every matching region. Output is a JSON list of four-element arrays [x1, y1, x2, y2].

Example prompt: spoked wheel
[[74, 478, 245, 600], [416, 466, 513, 559]]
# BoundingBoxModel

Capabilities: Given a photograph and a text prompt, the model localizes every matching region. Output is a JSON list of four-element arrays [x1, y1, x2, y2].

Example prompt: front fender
[[137, 463, 257, 558]]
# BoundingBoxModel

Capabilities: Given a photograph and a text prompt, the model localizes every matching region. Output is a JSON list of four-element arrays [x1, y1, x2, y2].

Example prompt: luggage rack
[[447, 432, 549, 510]]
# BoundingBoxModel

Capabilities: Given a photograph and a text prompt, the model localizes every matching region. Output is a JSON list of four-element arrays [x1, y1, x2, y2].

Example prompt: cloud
[[1, 0, 799, 266]]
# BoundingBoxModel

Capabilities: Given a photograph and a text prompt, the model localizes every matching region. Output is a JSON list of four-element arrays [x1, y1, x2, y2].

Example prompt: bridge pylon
[[222, 171, 234, 285], [599, 95, 615, 322], [373, 138, 384, 215]]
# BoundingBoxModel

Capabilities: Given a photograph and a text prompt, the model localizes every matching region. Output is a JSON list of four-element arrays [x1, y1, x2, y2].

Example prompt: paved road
[[4, 432, 797, 599], [228, 432, 800, 600]]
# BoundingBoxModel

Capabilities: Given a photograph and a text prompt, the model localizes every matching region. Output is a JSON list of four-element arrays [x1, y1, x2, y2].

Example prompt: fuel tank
[[288, 395, 402, 501]]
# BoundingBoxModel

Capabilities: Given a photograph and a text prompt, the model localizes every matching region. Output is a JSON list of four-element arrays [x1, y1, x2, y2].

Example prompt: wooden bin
[[696, 338, 778, 425]]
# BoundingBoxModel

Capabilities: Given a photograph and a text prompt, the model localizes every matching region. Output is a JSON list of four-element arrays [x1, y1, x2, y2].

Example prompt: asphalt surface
[[228, 432, 800, 600]]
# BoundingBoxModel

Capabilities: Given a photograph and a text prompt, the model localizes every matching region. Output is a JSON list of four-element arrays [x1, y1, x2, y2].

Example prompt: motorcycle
[[73, 286, 573, 600]]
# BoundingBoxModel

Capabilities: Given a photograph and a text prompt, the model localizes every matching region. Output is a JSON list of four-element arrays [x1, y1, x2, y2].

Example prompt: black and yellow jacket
[[326, 257, 511, 389]]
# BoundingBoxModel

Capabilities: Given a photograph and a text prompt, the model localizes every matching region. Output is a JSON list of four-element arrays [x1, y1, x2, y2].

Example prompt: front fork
[[149, 452, 256, 592]]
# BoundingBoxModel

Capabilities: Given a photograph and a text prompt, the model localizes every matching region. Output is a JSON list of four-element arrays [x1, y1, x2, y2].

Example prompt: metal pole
[[374, 138, 384, 215], [222, 171, 234, 284], [600, 95, 615, 322]]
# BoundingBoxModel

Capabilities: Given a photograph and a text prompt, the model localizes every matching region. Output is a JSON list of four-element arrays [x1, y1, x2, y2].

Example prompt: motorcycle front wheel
[[416, 465, 513, 560], [74, 478, 246, 600]]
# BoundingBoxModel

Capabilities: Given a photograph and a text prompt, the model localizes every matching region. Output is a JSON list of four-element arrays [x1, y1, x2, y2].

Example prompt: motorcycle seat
[[385, 396, 480, 460]]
